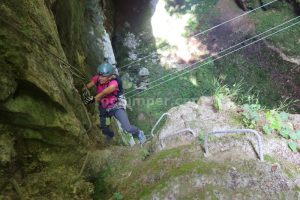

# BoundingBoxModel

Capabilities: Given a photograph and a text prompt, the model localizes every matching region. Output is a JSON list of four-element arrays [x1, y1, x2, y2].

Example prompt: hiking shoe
[[138, 130, 146, 145]]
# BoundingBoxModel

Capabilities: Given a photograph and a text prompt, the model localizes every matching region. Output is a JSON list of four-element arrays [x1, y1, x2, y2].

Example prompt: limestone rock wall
[[0, 0, 114, 198]]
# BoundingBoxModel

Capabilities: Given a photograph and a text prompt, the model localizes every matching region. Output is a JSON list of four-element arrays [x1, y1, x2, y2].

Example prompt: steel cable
[[127, 17, 300, 98], [118, 0, 280, 70], [124, 15, 300, 96]]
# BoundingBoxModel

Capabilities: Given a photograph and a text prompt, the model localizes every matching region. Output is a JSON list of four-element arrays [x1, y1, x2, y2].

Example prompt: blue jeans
[[99, 107, 140, 138]]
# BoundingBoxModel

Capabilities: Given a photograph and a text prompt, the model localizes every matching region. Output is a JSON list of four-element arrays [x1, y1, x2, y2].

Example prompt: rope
[[124, 15, 300, 97], [127, 17, 300, 98], [118, 0, 280, 70]]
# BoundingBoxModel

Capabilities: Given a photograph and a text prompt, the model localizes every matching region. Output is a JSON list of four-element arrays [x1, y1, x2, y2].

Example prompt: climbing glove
[[83, 96, 95, 105], [82, 88, 90, 97]]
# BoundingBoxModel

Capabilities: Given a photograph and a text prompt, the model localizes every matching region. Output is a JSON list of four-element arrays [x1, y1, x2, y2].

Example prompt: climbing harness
[[118, 0, 279, 70]]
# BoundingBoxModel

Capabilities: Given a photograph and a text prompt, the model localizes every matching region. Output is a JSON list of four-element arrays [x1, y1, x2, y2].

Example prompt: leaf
[[280, 123, 294, 138], [113, 192, 124, 200], [272, 121, 282, 131], [253, 113, 260, 122], [279, 112, 288, 121], [263, 125, 272, 135], [290, 130, 300, 140], [280, 132, 289, 139], [296, 130, 300, 139], [266, 111, 273, 120], [279, 127, 290, 139], [288, 142, 298, 152], [213, 96, 222, 111], [266, 110, 282, 131]]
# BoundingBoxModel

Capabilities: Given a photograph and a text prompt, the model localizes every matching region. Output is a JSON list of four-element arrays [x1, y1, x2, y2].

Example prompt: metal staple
[[204, 129, 264, 161]]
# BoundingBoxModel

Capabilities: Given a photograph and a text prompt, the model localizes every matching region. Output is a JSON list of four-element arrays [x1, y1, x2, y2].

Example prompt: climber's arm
[[85, 81, 95, 89], [95, 85, 117, 102]]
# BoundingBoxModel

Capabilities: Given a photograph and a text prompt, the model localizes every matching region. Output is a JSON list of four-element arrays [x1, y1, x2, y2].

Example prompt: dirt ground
[[204, 0, 300, 110], [206, 0, 256, 53]]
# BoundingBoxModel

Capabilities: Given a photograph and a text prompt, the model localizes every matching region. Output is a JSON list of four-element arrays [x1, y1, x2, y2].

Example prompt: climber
[[83, 62, 146, 144]]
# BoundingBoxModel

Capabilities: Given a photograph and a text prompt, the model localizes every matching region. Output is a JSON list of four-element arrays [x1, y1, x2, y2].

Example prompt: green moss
[[137, 181, 168, 199], [136, 159, 230, 199], [0, 126, 15, 164], [250, 2, 300, 57], [264, 154, 277, 163], [214, 51, 291, 109], [93, 167, 114, 200], [154, 148, 181, 160], [282, 163, 300, 179]]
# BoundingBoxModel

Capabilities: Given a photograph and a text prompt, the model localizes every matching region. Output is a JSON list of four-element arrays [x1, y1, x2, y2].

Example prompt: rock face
[[0, 0, 114, 199], [154, 97, 239, 151], [94, 97, 300, 199]]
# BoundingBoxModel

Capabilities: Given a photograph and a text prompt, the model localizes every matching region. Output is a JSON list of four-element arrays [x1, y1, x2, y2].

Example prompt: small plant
[[287, 130, 300, 152], [276, 98, 299, 112], [242, 103, 261, 129], [213, 92, 224, 111], [288, 141, 298, 152], [141, 148, 150, 160], [212, 78, 243, 111], [198, 132, 205, 145], [262, 109, 299, 152], [113, 192, 124, 200]]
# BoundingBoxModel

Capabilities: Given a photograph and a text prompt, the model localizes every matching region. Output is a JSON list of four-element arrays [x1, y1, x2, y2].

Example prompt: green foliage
[[276, 98, 299, 113], [289, 130, 300, 140], [198, 131, 205, 145], [250, 1, 300, 57], [242, 103, 261, 128], [213, 94, 223, 111], [266, 110, 283, 131], [254, 108, 300, 152], [93, 167, 112, 198], [212, 79, 227, 111], [127, 60, 216, 133], [120, 132, 135, 146], [264, 154, 277, 163], [141, 148, 150, 160], [288, 142, 298, 152], [279, 123, 294, 139], [241, 100, 300, 152], [262, 125, 272, 135], [212, 78, 242, 111], [125, 0, 299, 145], [113, 192, 124, 200], [214, 53, 288, 110]]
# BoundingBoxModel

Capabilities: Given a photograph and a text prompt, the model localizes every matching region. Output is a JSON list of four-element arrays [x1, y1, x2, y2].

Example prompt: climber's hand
[[83, 96, 95, 105], [82, 87, 89, 95]]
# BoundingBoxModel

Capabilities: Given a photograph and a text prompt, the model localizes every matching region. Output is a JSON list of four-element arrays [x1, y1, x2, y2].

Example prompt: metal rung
[[204, 129, 264, 161], [160, 128, 196, 149], [151, 112, 171, 137]]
